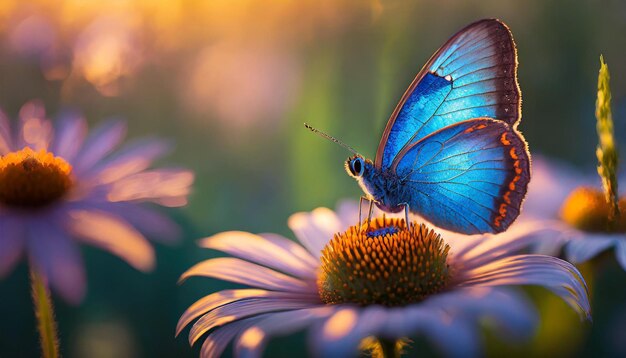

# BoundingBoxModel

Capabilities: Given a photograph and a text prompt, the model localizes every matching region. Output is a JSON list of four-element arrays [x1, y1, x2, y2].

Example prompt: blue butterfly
[[344, 19, 530, 234]]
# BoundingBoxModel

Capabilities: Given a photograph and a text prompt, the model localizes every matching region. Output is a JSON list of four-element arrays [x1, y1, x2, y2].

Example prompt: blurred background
[[1, 0, 626, 357]]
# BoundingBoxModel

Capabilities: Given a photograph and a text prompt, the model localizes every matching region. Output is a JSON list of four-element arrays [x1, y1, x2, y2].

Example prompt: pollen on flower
[[0, 147, 73, 208], [317, 217, 450, 306], [560, 186, 626, 232]]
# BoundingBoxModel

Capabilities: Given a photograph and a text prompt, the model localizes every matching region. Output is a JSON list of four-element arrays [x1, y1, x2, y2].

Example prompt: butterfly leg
[[402, 202, 410, 229], [366, 199, 374, 232], [358, 196, 373, 233]]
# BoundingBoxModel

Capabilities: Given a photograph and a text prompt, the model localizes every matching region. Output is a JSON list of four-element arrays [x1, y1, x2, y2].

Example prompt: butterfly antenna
[[304, 123, 359, 155]]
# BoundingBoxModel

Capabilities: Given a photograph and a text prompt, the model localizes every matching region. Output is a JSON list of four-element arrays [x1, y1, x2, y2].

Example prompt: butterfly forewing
[[376, 19, 521, 171]]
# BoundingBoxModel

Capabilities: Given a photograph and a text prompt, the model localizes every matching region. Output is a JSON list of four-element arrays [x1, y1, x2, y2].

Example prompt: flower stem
[[595, 55, 620, 228], [30, 265, 60, 358]]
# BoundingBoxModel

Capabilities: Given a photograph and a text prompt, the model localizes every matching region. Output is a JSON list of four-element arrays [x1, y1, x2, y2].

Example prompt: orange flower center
[[0, 147, 73, 208], [317, 217, 450, 307], [560, 186, 626, 233]]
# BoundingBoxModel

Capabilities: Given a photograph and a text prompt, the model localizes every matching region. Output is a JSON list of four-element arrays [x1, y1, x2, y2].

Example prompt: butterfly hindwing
[[376, 19, 520, 170], [393, 118, 530, 234]]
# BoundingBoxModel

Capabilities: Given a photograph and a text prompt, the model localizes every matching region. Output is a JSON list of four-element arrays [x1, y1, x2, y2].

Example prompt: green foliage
[[30, 268, 59, 358]]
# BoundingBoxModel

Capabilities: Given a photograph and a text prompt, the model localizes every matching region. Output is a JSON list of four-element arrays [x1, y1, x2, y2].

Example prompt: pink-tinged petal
[[50, 111, 88, 162], [68, 210, 155, 272], [403, 307, 481, 358], [0, 108, 13, 154], [450, 221, 559, 270], [27, 219, 86, 304], [199, 231, 317, 279], [235, 307, 333, 358], [459, 255, 591, 320], [313, 306, 388, 358], [18, 100, 52, 151], [565, 234, 618, 264], [189, 298, 317, 346], [106, 169, 194, 207], [179, 258, 315, 294], [105, 203, 181, 243], [176, 289, 319, 337], [0, 215, 25, 277], [615, 240, 626, 271], [288, 207, 341, 259], [85, 138, 171, 184], [201, 318, 258, 358], [523, 156, 594, 219], [424, 288, 537, 341], [74, 120, 127, 172]]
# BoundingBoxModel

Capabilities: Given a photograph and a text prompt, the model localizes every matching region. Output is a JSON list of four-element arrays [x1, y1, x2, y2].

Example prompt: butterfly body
[[346, 19, 531, 235]]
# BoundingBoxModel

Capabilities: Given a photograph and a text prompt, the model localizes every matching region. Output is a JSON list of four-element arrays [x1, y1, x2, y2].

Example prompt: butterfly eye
[[350, 158, 364, 177]]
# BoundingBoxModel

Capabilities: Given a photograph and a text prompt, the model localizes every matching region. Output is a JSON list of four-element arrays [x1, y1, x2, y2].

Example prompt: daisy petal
[[18, 100, 52, 151], [201, 318, 258, 358], [288, 207, 341, 259], [199, 231, 317, 278], [424, 288, 537, 341], [460, 255, 591, 320], [453, 222, 559, 270], [85, 138, 171, 183], [176, 289, 318, 337], [189, 298, 316, 345], [105, 203, 181, 243], [410, 309, 481, 358], [615, 240, 626, 271], [235, 307, 333, 358], [27, 219, 86, 304], [0, 108, 13, 154], [179, 258, 314, 293], [314, 307, 387, 357], [565, 234, 617, 264], [106, 169, 194, 207], [50, 111, 87, 162], [74, 119, 127, 172], [0, 215, 25, 277], [69, 210, 155, 271]]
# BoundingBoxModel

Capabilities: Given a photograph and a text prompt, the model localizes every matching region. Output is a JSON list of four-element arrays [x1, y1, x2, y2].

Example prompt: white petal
[[199, 231, 317, 279], [451, 221, 563, 270], [459, 255, 591, 320], [189, 298, 316, 345], [68, 210, 155, 272], [565, 234, 618, 264], [176, 289, 318, 337], [288, 207, 341, 259], [615, 240, 626, 271], [179, 257, 315, 294], [423, 287, 537, 341], [201, 318, 258, 358], [235, 307, 333, 358]]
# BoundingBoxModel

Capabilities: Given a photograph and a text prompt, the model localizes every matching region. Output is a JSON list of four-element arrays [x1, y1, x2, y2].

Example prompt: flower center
[[317, 217, 450, 307], [0, 147, 73, 208], [560, 186, 626, 233]]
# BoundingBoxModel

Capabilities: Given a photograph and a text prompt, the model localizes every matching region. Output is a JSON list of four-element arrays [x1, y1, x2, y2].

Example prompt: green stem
[[30, 265, 60, 358]]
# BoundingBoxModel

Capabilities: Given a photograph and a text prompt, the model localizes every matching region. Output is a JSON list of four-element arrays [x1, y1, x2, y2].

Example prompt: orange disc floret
[[317, 217, 450, 307], [0, 147, 73, 208]]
